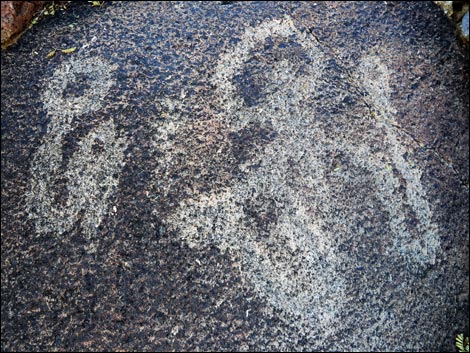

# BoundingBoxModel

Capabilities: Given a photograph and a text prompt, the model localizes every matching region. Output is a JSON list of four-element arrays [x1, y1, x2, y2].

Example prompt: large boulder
[[1, 2, 468, 352]]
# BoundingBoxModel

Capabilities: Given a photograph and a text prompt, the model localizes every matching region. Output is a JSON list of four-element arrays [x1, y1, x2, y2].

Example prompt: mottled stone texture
[[1, 1, 46, 49], [1, 1, 469, 352]]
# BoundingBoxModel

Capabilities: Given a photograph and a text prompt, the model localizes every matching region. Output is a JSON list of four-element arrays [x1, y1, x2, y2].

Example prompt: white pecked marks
[[162, 15, 441, 341], [355, 52, 440, 266], [26, 57, 127, 244], [167, 15, 344, 336], [41, 57, 118, 126]]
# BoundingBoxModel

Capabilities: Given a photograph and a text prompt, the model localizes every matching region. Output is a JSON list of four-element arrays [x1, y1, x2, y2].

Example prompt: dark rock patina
[[1, 1, 469, 351]]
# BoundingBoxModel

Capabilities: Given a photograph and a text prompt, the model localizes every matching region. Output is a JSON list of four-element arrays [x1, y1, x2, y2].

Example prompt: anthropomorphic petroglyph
[[27, 57, 127, 245], [159, 16, 440, 342], [25, 15, 441, 349]]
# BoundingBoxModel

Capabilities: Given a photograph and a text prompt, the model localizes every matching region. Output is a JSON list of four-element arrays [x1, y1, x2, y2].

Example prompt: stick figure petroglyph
[[26, 57, 127, 243]]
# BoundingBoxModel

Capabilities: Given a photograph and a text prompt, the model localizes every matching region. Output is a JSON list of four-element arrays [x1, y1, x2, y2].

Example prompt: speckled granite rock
[[1, 1, 46, 49], [1, 1, 469, 351]]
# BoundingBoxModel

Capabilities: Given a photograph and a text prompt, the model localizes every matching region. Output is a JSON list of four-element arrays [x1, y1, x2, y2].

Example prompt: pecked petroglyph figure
[[159, 16, 441, 340], [26, 57, 127, 242], [24, 14, 442, 348]]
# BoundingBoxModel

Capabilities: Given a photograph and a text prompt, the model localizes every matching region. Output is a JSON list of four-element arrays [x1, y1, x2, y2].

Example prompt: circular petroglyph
[[159, 15, 441, 338], [27, 57, 127, 241], [41, 56, 118, 122]]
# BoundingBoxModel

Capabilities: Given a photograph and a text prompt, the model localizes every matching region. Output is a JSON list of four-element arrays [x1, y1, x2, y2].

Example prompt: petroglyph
[[63, 120, 127, 237], [164, 16, 344, 334], [26, 57, 127, 240], [23, 12, 441, 348], [159, 16, 441, 339], [42, 56, 117, 123], [355, 52, 440, 266]]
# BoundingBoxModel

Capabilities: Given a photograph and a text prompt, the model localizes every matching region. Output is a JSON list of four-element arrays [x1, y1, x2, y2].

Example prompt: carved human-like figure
[[27, 57, 127, 246], [163, 16, 440, 340]]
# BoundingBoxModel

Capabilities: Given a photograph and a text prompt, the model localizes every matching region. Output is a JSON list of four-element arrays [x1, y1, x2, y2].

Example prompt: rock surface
[[1, 1, 469, 351], [1, 1, 46, 49]]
